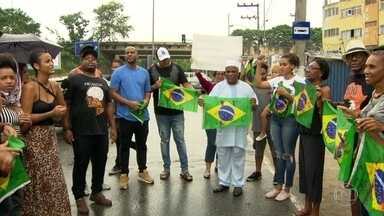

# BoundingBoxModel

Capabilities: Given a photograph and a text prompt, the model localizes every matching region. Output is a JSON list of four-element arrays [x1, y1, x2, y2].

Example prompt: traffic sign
[[292, 21, 310, 40], [74, 41, 99, 57]]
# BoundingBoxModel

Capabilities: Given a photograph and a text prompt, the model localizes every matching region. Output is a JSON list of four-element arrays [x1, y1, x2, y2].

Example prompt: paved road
[[56, 106, 351, 216]]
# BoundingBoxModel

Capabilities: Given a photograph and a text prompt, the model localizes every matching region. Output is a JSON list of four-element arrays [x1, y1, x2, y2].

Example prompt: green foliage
[[307, 27, 322, 51], [231, 25, 323, 53], [59, 12, 89, 42], [173, 59, 191, 71], [0, 8, 40, 35], [92, 2, 133, 42]]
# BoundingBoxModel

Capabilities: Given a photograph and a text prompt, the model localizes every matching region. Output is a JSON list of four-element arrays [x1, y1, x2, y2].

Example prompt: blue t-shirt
[[110, 65, 151, 122]]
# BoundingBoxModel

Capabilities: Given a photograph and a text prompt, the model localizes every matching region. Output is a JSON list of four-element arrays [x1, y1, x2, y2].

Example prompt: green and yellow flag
[[335, 108, 357, 182], [322, 100, 337, 154], [294, 81, 317, 128], [159, 79, 199, 112], [269, 82, 292, 118], [203, 96, 252, 129], [0, 136, 30, 203], [349, 134, 384, 216], [130, 101, 147, 124]]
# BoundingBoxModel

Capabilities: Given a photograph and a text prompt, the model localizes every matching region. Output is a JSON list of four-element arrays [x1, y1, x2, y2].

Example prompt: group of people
[[0, 40, 382, 216]]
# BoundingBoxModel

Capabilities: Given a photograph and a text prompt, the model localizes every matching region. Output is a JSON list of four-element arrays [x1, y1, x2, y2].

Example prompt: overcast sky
[[2, 0, 324, 42]]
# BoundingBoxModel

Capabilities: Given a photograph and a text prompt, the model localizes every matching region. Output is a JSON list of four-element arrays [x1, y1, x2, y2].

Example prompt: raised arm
[[254, 62, 272, 89]]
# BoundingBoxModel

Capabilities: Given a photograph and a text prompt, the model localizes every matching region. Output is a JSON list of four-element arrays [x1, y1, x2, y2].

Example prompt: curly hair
[[0, 53, 17, 73]]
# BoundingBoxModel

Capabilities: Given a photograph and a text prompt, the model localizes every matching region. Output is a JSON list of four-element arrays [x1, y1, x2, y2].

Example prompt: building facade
[[323, 0, 384, 52]]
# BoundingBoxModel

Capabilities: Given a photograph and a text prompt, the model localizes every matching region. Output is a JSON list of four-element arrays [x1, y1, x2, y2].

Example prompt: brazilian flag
[[203, 96, 252, 129], [322, 100, 337, 154], [159, 78, 199, 112], [349, 134, 384, 216], [0, 136, 30, 203], [293, 81, 317, 128], [269, 82, 292, 118], [130, 101, 147, 124], [336, 108, 357, 182]]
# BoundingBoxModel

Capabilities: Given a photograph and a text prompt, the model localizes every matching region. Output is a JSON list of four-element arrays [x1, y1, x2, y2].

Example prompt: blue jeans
[[270, 115, 299, 188], [156, 114, 189, 172], [205, 129, 217, 163]]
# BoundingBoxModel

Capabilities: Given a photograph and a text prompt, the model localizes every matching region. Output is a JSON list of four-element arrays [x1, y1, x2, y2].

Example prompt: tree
[[232, 25, 323, 54], [264, 25, 293, 52], [0, 8, 40, 35], [307, 27, 322, 51], [231, 29, 262, 55], [59, 12, 89, 42], [92, 2, 133, 42]]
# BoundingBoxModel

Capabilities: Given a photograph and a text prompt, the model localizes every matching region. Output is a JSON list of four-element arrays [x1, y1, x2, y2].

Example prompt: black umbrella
[[0, 33, 62, 63]]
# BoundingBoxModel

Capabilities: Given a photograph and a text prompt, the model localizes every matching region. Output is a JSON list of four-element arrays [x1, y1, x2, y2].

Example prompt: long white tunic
[[209, 80, 258, 150]]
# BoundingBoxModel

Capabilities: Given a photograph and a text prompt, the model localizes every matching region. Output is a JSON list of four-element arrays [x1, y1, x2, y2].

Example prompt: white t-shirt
[[267, 75, 306, 96]]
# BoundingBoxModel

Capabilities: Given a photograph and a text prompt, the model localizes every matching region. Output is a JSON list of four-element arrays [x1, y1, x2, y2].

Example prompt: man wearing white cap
[[149, 47, 194, 181], [207, 60, 258, 197]]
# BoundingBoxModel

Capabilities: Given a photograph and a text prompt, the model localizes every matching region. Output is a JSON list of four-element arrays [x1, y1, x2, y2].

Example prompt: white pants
[[217, 147, 246, 187]]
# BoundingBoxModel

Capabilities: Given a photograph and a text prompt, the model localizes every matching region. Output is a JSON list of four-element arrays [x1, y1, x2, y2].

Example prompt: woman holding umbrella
[[21, 51, 71, 216]]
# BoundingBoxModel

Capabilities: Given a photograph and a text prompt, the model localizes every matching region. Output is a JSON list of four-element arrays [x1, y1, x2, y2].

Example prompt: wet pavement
[[56, 107, 351, 216]]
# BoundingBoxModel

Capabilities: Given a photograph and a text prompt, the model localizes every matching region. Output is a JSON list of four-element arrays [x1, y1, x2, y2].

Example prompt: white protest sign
[[191, 34, 243, 71]]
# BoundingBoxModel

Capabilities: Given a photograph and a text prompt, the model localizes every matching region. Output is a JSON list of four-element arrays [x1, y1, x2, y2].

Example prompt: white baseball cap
[[157, 47, 171, 61]]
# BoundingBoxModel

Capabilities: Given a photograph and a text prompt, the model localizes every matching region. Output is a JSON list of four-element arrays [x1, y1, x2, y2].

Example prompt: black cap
[[80, 46, 98, 59]]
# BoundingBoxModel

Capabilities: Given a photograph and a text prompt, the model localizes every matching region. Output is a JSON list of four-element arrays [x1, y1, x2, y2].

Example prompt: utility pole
[[238, 2, 260, 54], [151, 0, 155, 64], [227, 13, 234, 36], [263, 0, 266, 47], [293, 0, 307, 71]]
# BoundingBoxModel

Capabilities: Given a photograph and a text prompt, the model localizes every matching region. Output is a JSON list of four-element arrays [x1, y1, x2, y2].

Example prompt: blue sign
[[74, 41, 99, 57], [292, 21, 310, 40]]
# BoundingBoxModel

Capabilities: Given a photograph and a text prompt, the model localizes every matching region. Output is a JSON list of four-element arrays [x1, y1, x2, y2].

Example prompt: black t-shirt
[[148, 63, 188, 115], [65, 74, 111, 135]]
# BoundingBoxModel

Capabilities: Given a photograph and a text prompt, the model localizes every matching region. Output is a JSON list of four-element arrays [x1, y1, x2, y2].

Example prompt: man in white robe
[[209, 60, 258, 197]]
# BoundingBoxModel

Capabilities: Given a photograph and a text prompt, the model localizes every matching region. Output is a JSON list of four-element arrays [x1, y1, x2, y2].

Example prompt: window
[[324, 28, 339, 37], [341, 28, 363, 40], [324, 7, 339, 18], [366, 0, 377, 4], [381, 0, 384, 10], [366, 21, 377, 27], [341, 6, 362, 17], [380, 25, 384, 34]]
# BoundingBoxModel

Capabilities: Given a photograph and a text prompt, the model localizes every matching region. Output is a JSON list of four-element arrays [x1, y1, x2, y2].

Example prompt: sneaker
[[213, 185, 229, 193], [119, 174, 129, 190], [160, 170, 170, 180], [76, 197, 89, 214], [265, 188, 281, 199], [90, 192, 112, 206], [109, 166, 121, 176], [203, 169, 210, 179], [275, 190, 290, 201], [138, 170, 154, 184], [102, 183, 111, 191], [233, 187, 243, 197], [247, 171, 262, 182], [255, 133, 267, 141], [180, 171, 193, 182]]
